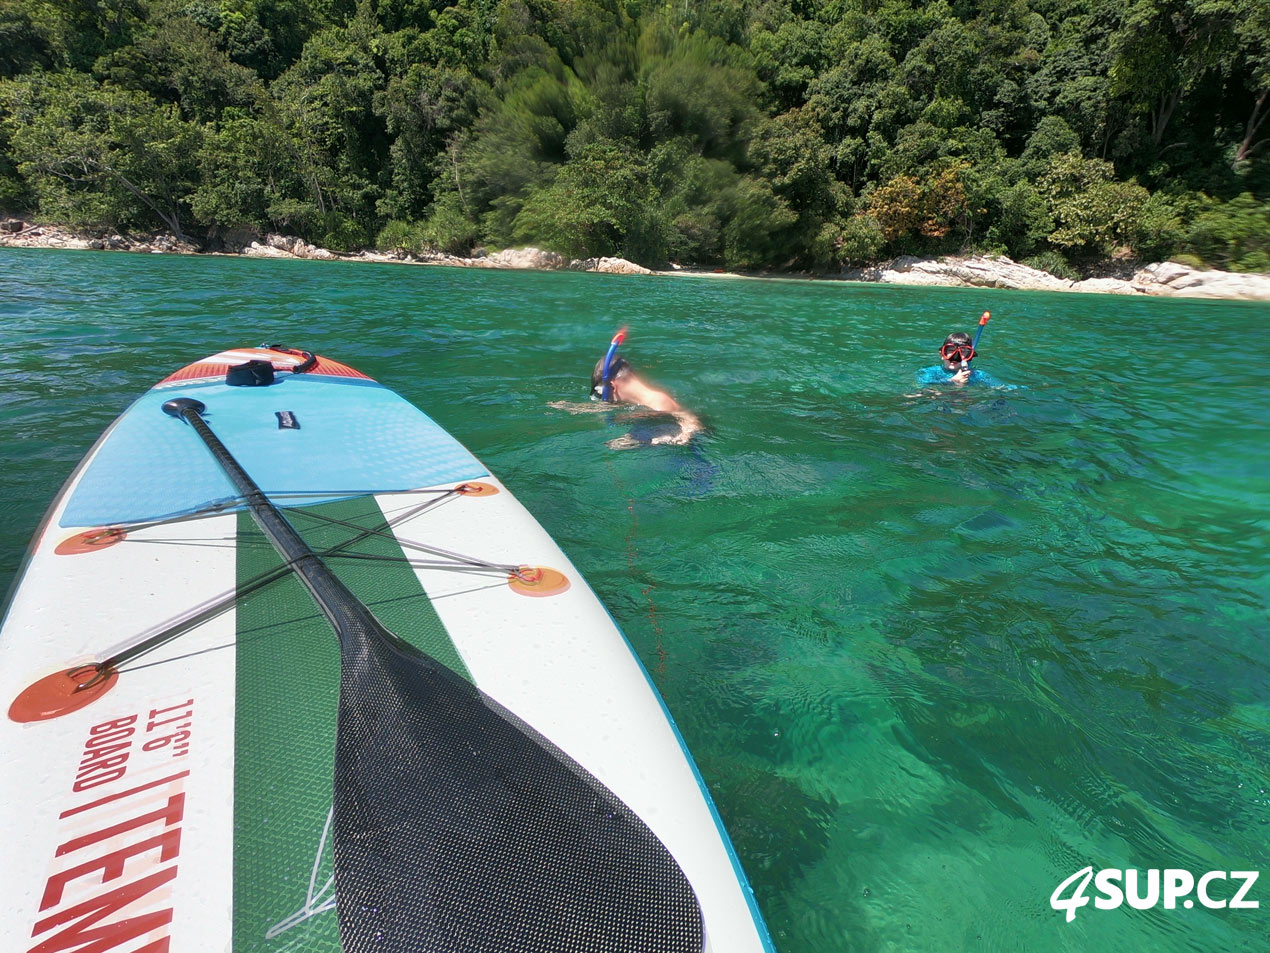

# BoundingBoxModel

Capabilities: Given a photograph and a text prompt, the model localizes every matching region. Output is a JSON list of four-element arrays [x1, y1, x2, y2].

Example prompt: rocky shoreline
[[843, 254, 1270, 301], [3, 219, 1269, 301]]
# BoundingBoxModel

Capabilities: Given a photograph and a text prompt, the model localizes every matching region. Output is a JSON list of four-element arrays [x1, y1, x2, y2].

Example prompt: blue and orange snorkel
[[969, 311, 991, 362], [598, 326, 628, 401]]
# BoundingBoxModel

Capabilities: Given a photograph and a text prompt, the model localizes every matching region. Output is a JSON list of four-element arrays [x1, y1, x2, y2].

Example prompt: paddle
[[161, 397, 704, 953]]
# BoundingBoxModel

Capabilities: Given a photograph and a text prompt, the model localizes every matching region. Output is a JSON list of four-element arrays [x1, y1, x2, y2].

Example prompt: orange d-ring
[[456, 482, 499, 497], [55, 527, 128, 555], [507, 566, 570, 598], [9, 664, 119, 722]]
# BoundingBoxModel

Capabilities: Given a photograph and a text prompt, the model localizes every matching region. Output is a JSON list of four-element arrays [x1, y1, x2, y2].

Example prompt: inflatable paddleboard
[[0, 346, 774, 953]]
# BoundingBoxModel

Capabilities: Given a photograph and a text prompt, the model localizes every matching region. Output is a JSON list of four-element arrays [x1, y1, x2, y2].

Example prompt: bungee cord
[[70, 482, 531, 682]]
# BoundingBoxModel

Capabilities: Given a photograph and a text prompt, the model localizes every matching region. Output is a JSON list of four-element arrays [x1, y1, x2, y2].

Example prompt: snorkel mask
[[939, 342, 977, 366], [593, 327, 628, 401]]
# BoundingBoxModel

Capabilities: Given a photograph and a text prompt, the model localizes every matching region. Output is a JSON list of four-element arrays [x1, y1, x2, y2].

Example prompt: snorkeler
[[591, 329, 703, 447], [915, 312, 1008, 387]]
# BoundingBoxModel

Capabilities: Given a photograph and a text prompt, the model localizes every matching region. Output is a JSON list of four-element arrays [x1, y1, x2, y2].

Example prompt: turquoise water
[[2, 248, 1268, 952]]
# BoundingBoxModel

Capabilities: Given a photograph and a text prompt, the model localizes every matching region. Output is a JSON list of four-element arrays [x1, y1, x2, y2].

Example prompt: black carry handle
[[260, 343, 318, 374]]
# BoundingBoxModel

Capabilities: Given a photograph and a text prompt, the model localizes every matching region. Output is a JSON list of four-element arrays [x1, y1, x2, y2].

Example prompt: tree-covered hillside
[[2, 0, 1268, 273]]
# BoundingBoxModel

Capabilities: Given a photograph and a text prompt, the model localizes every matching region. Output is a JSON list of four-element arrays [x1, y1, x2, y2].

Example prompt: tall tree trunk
[[1150, 87, 1182, 149], [107, 167, 186, 241], [448, 137, 468, 216], [1234, 89, 1269, 165]]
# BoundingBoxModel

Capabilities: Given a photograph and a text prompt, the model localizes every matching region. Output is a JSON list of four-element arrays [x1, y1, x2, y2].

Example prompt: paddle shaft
[[161, 398, 378, 649]]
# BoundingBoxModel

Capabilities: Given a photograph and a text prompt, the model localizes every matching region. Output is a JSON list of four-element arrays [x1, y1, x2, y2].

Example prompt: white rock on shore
[[859, 255, 1075, 292], [856, 254, 1270, 301], [572, 256, 655, 275], [242, 241, 291, 258], [244, 233, 337, 260], [472, 247, 567, 270], [1130, 261, 1270, 299]]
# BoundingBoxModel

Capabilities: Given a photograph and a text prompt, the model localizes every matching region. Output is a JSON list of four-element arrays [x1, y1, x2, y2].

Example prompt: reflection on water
[[2, 249, 1268, 953]]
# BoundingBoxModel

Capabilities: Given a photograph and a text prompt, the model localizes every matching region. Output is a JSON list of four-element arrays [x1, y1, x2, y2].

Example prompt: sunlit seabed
[[2, 249, 1268, 953]]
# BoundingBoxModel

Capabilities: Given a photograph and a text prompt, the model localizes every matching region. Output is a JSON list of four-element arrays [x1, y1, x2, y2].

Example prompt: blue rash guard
[[915, 365, 1013, 388]]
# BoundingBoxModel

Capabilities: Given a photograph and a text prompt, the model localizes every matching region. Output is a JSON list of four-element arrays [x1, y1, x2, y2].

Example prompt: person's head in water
[[939, 332, 976, 372], [592, 355, 631, 401]]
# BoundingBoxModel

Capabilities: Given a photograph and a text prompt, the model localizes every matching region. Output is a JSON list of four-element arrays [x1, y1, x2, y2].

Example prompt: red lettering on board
[[73, 715, 139, 793], [89, 715, 138, 736], [31, 704, 197, 953], [147, 699, 193, 722], [80, 742, 130, 762], [144, 701, 194, 759], [60, 771, 189, 819], [41, 828, 182, 911], [28, 867, 176, 953], [75, 753, 128, 784], [85, 727, 134, 748], [57, 794, 186, 857]]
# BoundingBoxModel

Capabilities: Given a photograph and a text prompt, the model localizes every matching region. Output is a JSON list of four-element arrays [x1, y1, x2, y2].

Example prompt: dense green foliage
[[2, 0, 1267, 271]]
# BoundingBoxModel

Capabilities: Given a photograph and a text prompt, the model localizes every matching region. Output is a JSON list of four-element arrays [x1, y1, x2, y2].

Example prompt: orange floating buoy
[[9, 665, 118, 723], [507, 566, 570, 598], [55, 527, 128, 555], [456, 481, 499, 497]]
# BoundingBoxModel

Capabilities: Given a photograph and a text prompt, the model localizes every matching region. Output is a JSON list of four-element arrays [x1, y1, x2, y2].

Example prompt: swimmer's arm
[[548, 399, 623, 414], [616, 378, 703, 445], [651, 410, 702, 444]]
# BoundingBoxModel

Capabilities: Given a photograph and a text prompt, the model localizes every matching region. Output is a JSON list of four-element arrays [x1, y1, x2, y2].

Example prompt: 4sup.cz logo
[[1051, 867, 1259, 922]]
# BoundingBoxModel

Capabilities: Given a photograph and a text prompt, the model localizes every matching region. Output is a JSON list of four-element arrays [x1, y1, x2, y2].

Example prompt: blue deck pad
[[61, 375, 488, 527]]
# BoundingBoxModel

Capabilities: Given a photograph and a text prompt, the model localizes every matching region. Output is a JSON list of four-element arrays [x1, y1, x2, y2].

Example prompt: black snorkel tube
[[598, 326, 628, 401]]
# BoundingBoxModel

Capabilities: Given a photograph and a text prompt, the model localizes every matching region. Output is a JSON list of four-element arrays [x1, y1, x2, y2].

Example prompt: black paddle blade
[[332, 622, 705, 953]]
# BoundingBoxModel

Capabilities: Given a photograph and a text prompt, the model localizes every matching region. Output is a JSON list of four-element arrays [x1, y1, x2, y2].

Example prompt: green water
[[2, 248, 1268, 952]]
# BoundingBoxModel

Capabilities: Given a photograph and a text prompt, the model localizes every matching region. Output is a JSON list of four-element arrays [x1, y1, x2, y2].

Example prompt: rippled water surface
[[2, 249, 1268, 952]]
